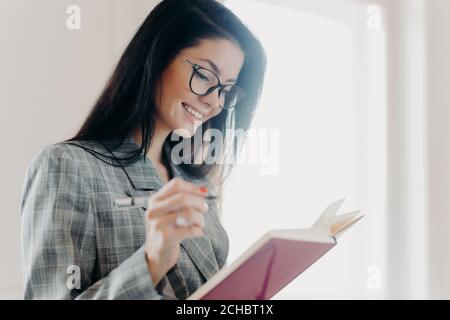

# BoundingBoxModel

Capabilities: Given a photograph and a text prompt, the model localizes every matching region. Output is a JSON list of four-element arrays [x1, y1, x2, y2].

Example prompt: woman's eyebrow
[[198, 58, 237, 83]]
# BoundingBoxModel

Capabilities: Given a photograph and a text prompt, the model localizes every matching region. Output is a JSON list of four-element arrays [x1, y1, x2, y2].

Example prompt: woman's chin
[[173, 128, 194, 138], [172, 122, 201, 138]]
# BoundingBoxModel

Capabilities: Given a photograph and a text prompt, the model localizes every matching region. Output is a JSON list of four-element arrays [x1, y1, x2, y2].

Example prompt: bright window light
[[223, 0, 385, 299]]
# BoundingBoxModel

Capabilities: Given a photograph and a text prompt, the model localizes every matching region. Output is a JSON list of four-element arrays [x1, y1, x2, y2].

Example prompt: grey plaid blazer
[[20, 137, 229, 300]]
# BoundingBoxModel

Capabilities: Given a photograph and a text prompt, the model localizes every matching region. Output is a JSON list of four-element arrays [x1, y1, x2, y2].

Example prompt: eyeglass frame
[[183, 58, 246, 111]]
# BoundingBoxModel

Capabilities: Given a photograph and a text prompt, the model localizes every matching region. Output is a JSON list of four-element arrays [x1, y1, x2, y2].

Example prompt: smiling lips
[[182, 103, 206, 121]]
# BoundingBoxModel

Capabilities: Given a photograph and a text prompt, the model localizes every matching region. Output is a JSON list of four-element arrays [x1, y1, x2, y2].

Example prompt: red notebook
[[188, 199, 363, 300]]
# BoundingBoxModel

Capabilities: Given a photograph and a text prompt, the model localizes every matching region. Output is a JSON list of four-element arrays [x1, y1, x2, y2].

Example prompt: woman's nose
[[199, 89, 223, 113]]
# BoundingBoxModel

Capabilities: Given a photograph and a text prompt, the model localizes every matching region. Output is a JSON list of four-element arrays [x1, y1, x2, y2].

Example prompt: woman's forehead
[[181, 39, 245, 80]]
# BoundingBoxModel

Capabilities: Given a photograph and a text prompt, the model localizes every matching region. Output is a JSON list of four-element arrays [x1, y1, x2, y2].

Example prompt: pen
[[114, 195, 217, 209]]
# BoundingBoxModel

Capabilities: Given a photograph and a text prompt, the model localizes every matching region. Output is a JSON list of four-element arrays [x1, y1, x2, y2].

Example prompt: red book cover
[[188, 199, 363, 300]]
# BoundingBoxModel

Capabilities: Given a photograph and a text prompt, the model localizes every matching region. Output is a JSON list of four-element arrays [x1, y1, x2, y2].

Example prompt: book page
[[331, 211, 364, 238], [312, 199, 362, 237]]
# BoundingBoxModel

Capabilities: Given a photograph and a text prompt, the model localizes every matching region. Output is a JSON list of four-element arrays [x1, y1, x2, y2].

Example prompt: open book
[[188, 198, 363, 300]]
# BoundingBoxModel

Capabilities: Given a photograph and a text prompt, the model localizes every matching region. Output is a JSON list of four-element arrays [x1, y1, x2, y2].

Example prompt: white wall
[[382, 0, 429, 299], [226, 0, 450, 299], [426, 0, 450, 300], [381, 0, 450, 299], [0, 0, 160, 299], [2, 0, 450, 300], [224, 0, 386, 299]]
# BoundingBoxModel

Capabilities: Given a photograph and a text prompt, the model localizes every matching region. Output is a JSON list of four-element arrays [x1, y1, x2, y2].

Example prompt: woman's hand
[[143, 177, 209, 286]]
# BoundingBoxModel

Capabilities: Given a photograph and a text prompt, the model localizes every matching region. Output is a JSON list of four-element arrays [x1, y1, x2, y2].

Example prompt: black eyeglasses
[[184, 58, 246, 111]]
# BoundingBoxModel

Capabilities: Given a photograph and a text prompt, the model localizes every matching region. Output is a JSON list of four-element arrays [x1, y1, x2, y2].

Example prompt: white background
[[1, 0, 449, 299]]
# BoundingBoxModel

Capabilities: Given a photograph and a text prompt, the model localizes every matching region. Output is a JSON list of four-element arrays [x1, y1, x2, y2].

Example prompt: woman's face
[[154, 38, 245, 138]]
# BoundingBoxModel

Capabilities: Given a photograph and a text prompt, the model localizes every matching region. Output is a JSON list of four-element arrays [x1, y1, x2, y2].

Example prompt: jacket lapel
[[168, 157, 220, 281], [116, 137, 162, 195], [180, 237, 220, 281], [120, 137, 220, 281]]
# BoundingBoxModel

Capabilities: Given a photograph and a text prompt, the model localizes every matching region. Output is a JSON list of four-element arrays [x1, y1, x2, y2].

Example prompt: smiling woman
[[154, 38, 245, 138], [20, 0, 266, 300]]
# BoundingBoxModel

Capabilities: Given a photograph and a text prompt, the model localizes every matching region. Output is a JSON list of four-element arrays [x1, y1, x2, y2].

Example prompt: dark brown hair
[[67, 0, 266, 196]]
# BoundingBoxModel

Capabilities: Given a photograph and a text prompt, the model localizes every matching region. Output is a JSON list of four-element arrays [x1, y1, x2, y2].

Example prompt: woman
[[20, 0, 266, 299]]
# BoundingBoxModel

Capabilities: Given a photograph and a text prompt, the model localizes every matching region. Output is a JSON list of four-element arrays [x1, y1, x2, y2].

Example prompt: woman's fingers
[[151, 210, 205, 241], [173, 224, 204, 240], [144, 177, 209, 243], [161, 192, 208, 213], [151, 177, 208, 202], [143, 179, 209, 282], [147, 192, 208, 218], [151, 207, 205, 228], [173, 207, 205, 228]]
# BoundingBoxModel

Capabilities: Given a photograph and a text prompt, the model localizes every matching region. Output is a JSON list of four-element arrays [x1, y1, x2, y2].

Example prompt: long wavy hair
[[66, 0, 266, 200]]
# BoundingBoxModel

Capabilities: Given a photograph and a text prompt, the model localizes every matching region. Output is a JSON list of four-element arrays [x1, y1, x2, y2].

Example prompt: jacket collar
[[116, 136, 163, 193], [114, 136, 221, 281]]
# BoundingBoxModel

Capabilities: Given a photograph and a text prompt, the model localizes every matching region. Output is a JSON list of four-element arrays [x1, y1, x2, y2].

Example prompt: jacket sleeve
[[20, 145, 177, 300]]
